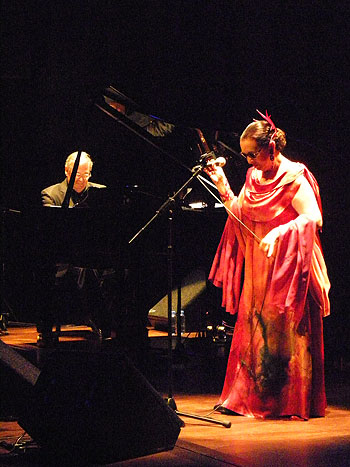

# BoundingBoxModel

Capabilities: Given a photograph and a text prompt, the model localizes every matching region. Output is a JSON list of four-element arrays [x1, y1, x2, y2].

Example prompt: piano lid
[[94, 84, 246, 203], [103, 86, 176, 138]]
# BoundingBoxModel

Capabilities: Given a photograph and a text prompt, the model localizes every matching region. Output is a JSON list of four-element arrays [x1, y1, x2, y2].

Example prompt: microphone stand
[[129, 159, 231, 429]]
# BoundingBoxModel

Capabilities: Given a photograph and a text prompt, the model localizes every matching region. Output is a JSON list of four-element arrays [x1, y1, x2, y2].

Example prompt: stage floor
[[1, 324, 350, 466]]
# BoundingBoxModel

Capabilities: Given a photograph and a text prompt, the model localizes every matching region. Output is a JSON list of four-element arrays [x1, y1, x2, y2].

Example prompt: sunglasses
[[240, 148, 262, 160]]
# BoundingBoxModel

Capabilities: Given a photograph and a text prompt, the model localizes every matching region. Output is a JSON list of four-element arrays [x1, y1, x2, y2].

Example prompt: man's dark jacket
[[41, 179, 106, 207]]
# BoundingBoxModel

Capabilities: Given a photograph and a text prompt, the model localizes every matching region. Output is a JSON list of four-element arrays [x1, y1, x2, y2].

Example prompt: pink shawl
[[209, 163, 330, 321]]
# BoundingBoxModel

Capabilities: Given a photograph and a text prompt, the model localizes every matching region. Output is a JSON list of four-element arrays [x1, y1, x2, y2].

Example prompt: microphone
[[209, 156, 226, 167], [201, 152, 226, 167], [199, 151, 216, 164], [192, 153, 227, 172]]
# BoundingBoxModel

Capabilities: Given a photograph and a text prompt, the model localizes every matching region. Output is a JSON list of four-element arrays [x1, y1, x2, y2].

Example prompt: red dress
[[209, 161, 330, 419]]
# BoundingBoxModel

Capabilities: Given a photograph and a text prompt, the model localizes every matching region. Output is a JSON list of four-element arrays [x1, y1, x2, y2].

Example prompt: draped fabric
[[209, 161, 330, 419]]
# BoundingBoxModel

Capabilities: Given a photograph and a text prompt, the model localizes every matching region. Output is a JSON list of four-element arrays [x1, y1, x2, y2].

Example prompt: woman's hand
[[203, 162, 226, 185], [259, 227, 280, 257], [204, 161, 235, 202]]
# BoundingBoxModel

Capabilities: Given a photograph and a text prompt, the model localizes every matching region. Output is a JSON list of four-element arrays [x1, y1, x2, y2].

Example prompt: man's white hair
[[65, 151, 93, 172]]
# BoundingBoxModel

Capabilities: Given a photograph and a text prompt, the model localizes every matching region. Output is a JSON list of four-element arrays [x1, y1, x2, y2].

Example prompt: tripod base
[[176, 410, 231, 428], [165, 397, 230, 428]]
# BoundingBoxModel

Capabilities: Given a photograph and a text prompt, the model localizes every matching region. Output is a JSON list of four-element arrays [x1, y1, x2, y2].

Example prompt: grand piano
[[2, 84, 247, 349]]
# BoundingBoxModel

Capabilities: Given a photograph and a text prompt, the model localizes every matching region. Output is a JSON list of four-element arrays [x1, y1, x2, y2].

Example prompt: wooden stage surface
[[1, 324, 350, 466]]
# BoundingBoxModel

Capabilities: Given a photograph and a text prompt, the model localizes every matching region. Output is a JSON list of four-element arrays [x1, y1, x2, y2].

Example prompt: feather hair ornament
[[255, 109, 277, 140]]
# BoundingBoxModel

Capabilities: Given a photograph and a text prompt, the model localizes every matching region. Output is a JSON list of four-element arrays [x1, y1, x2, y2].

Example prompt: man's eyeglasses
[[77, 173, 91, 179], [240, 148, 262, 160], [71, 172, 91, 180]]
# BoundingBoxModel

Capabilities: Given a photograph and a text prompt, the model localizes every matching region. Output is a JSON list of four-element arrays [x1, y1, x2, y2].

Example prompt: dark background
[[1, 2, 348, 360]]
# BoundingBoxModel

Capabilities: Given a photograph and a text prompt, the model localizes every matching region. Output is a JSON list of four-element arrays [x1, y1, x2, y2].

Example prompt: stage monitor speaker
[[18, 349, 182, 464], [148, 268, 207, 331], [0, 339, 40, 417]]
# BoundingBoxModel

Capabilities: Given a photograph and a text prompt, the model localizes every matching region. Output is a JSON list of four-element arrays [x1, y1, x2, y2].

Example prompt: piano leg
[[33, 261, 60, 348]]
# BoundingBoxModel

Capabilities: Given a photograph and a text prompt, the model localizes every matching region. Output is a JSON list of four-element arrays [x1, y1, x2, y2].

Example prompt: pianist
[[41, 151, 106, 207], [36, 151, 113, 347]]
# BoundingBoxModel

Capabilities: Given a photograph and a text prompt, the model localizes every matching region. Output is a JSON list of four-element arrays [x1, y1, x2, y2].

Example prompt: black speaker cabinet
[[0, 339, 40, 418], [18, 349, 182, 464]]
